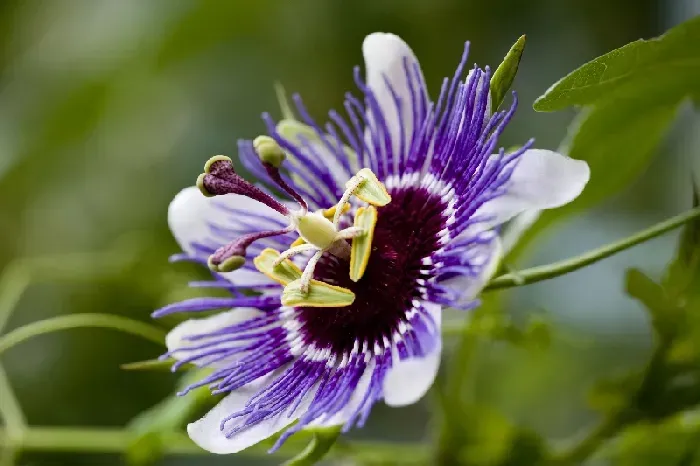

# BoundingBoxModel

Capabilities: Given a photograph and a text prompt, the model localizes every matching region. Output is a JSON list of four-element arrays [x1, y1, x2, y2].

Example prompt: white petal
[[363, 33, 427, 169], [383, 303, 442, 407], [166, 308, 263, 367], [168, 186, 289, 286], [168, 186, 212, 256], [187, 376, 315, 454], [168, 187, 288, 255], [477, 149, 590, 226]]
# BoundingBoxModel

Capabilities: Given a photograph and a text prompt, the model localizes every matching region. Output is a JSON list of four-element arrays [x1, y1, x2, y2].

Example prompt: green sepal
[[350, 206, 377, 282], [490, 35, 526, 111], [352, 168, 391, 207], [253, 248, 302, 286], [282, 279, 355, 307]]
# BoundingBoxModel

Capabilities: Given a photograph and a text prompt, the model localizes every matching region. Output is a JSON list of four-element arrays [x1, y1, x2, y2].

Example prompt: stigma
[[195, 136, 392, 306]]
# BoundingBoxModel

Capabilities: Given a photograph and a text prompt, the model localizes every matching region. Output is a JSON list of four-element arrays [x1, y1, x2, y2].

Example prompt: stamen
[[299, 250, 324, 294], [335, 227, 366, 240], [333, 175, 364, 226], [272, 244, 317, 266], [254, 136, 309, 212], [333, 168, 391, 226], [197, 155, 290, 216], [208, 227, 291, 272]]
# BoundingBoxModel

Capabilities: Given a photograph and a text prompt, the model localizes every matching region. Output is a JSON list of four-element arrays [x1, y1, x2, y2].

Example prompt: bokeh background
[[0, 0, 698, 465]]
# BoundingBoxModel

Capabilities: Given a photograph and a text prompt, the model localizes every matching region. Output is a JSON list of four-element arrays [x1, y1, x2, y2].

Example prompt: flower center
[[294, 186, 447, 356], [197, 137, 395, 304]]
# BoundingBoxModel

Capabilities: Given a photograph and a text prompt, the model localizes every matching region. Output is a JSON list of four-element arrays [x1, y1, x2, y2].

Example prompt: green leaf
[[490, 35, 526, 111], [282, 426, 342, 466], [540, 88, 679, 227], [534, 16, 700, 111], [511, 17, 700, 246]]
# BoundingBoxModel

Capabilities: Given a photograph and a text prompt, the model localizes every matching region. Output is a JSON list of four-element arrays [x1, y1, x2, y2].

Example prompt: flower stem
[[0, 313, 166, 356], [485, 206, 700, 291], [0, 426, 428, 463]]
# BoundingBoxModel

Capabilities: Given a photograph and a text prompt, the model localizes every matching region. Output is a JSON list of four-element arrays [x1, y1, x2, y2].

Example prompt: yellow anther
[[290, 237, 306, 248], [253, 248, 302, 285], [351, 168, 391, 207], [281, 279, 355, 308], [349, 206, 378, 282], [322, 204, 350, 220]]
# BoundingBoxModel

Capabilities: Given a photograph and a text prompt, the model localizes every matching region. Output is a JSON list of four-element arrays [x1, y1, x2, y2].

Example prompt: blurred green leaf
[[126, 371, 215, 465], [663, 191, 700, 366], [476, 313, 552, 351], [588, 372, 641, 414], [512, 17, 700, 249], [625, 268, 680, 340], [665, 191, 700, 302], [531, 88, 680, 232], [605, 415, 700, 466], [437, 403, 547, 466], [283, 426, 342, 466], [534, 16, 700, 111]]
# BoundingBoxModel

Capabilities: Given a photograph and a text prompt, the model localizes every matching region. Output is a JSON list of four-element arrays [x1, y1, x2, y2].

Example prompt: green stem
[[486, 206, 700, 291], [0, 313, 166, 356], [0, 366, 25, 434], [0, 426, 427, 462], [0, 262, 30, 334]]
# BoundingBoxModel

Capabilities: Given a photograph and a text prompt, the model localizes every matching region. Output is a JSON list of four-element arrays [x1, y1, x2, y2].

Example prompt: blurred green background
[[0, 0, 698, 464]]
